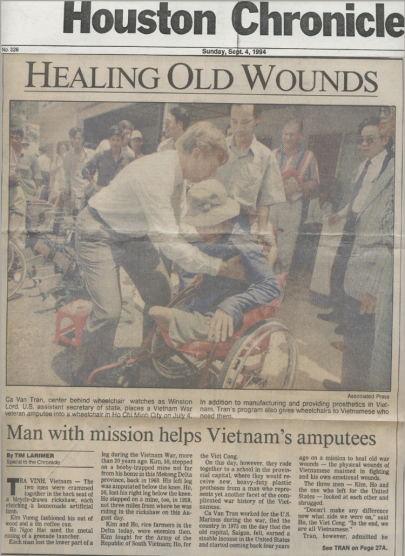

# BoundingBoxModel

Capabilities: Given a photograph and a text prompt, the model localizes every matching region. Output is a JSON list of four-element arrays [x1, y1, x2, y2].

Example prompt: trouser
[[26, 200, 39, 250], [342, 295, 375, 391], [328, 215, 357, 321], [269, 199, 302, 271], [9, 185, 26, 250], [74, 207, 172, 384], [290, 223, 321, 275]]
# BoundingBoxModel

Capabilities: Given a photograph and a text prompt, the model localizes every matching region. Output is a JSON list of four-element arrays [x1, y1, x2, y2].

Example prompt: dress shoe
[[323, 378, 344, 390], [317, 310, 342, 324], [334, 324, 344, 335]]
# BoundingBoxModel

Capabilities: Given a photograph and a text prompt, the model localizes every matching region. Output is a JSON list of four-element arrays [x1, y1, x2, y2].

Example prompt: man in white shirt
[[157, 107, 190, 152], [216, 104, 285, 263], [63, 127, 94, 214], [73, 122, 245, 386], [319, 117, 390, 331], [95, 119, 134, 158]]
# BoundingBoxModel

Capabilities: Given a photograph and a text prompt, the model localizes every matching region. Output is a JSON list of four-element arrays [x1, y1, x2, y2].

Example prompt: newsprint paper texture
[[1, 2, 404, 556]]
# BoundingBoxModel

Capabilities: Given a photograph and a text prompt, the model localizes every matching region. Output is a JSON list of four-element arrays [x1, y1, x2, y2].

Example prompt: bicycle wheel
[[8, 242, 27, 299], [218, 319, 299, 390]]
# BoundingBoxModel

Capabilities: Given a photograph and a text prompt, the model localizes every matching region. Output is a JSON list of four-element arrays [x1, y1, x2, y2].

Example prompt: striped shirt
[[274, 145, 319, 200]]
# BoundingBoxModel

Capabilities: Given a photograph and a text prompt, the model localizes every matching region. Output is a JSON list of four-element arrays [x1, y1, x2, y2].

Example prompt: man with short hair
[[82, 125, 134, 190], [150, 179, 280, 346], [95, 119, 134, 156], [216, 104, 285, 253], [322, 116, 393, 390], [63, 127, 94, 214], [73, 122, 245, 386], [37, 146, 51, 199], [9, 128, 27, 249], [269, 118, 320, 273], [10, 127, 42, 249], [158, 107, 190, 152]]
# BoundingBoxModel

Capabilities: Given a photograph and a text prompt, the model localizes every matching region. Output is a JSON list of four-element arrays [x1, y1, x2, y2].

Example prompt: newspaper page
[[1, 1, 404, 556]]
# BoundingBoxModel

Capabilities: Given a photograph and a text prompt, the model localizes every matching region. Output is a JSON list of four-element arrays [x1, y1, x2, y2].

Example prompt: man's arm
[[135, 167, 244, 279], [217, 236, 281, 329]]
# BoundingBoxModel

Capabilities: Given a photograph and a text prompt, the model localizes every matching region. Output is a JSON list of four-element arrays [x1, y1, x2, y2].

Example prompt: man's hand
[[301, 180, 318, 197], [218, 255, 245, 281], [208, 308, 234, 343], [360, 292, 377, 315], [328, 213, 342, 226]]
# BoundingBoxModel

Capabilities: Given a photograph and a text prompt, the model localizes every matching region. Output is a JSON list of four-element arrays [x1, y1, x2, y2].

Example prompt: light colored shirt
[[157, 137, 176, 152], [216, 136, 285, 213], [90, 150, 222, 276], [63, 148, 94, 194], [95, 139, 133, 158], [17, 151, 42, 200], [305, 198, 333, 225], [338, 149, 388, 217], [37, 153, 50, 173]]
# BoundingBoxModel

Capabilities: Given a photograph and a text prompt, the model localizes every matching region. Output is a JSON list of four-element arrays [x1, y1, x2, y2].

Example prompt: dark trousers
[[328, 215, 357, 321], [74, 207, 172, 384], [342, 295, 375, 390]]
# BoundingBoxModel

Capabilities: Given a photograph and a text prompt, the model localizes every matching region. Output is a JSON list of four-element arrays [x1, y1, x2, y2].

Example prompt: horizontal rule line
[[23, 90, 378, 97], [2, 45, 404, 52]]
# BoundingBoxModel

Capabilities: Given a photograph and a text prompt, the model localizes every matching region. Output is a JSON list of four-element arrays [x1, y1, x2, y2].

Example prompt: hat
[[183, 179, 240, 227], [130, 130, 143, 140]]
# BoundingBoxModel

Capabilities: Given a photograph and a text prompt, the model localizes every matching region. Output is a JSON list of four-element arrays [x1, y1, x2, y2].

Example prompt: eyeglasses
[[357, 136, 383, 145], [380, 107, 394, 117]]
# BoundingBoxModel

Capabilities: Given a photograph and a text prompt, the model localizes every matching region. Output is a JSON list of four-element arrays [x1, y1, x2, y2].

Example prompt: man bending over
[[149, 180, 281, 345]]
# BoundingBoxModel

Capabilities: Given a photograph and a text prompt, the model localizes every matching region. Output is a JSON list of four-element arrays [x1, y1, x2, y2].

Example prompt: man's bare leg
[[149, 307, 173, 329]]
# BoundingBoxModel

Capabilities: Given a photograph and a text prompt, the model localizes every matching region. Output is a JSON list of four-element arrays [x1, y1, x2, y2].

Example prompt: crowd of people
[[9, 103, 395, 391]]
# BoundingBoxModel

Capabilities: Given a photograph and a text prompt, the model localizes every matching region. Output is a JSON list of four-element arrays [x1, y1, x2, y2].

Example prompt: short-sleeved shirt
[[274, 145, 320, 200], [157, 137, 176, 152], [82, 148, 134, 187], [216, 136, 285, 214], [89, 150, 222, 277], [17, 151, 42, 201], [63, 147, 94, 200]]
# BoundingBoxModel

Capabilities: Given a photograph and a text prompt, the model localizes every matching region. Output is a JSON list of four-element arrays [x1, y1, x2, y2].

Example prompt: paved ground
[[6, 271, 342, 390]]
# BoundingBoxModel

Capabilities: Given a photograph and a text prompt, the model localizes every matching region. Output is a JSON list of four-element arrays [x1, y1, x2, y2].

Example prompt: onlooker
[[323, 116, 394, 390], [216, 104, 285, 241], [158, 107, 190, 152], [270, 118, 320, 273], [129, 130, 144, 160], [95, 119, 134, 156], [37, 146, 51, 200], [63, 127, 94, 215], [82, 125, 134, 191], [10, 127, 42, 249], [369, 106, 396, 391], [292, 185, 333, 276], [319, 116, 390, 329], [49, 141, 69, 207], [9, 129, 26, 250]]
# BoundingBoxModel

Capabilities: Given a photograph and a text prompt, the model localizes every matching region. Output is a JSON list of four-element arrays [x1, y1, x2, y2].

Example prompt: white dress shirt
[[338, 149, 388, 217], [90, 150, 222, 276]]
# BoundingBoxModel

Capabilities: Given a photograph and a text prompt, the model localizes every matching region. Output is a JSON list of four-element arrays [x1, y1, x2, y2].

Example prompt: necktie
[[347, 158, 372, 215]]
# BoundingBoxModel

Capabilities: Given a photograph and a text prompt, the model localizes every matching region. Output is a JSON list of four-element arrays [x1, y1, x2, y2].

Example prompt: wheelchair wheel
[[151, 287, 201, 380], [218, 318, 299, 390], [8, 242, 27, 299]]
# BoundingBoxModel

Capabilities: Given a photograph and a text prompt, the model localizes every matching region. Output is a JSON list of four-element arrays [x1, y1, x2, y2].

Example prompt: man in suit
[[323, 116, 394, 390]]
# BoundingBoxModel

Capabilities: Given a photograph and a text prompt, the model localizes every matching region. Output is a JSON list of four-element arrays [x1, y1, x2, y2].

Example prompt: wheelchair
[[88, 270, 299, 390]]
